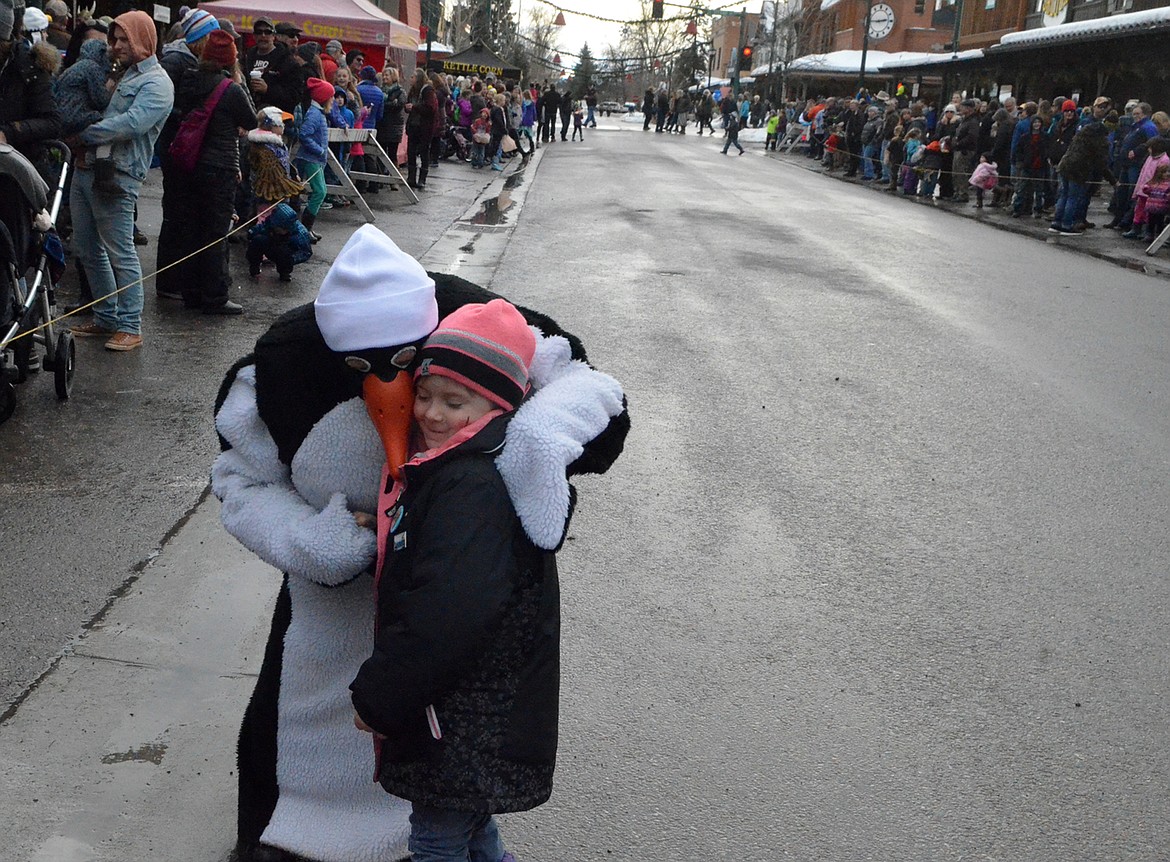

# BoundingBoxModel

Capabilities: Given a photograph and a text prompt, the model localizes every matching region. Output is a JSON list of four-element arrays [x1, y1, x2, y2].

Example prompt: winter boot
[[301, 211, 321, 244]]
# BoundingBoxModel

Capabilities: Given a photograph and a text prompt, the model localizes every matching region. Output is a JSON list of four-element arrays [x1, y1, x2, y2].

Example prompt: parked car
[[599, 100, 625, 116]]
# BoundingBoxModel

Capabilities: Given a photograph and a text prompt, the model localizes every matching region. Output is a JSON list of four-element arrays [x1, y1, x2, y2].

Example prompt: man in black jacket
[[539, 84, 559, 143], [244, 17, 300, 114], [842, 99, 865, 176], [951, 98, 981, 202]]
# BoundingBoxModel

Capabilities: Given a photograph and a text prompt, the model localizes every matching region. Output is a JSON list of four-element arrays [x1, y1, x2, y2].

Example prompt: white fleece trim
[[212, 365, 377, 585], [497, 334, 624, 549], [247, 128, 285, 146]]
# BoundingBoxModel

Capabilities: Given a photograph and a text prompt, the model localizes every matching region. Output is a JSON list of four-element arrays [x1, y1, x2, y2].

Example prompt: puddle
[[466, 189, 513, 226], [101, 741, 168, 765]]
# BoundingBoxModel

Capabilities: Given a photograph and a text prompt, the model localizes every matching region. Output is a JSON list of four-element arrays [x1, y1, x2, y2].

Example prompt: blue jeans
[[862, 141, 879, 179], [471, 142, 485, 167], [409, 804, 506, 862], [70, 168, 143, 335], [586, 105, 596, 126], [1052, 175, 1089, 230]]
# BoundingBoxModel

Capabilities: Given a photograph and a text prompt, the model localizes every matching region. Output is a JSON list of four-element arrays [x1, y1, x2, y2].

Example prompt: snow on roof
[[820, 0, 842, 10], [997, 5, 1170, 48], [764, 48, 982, 77], [879, 48, 984, 68]]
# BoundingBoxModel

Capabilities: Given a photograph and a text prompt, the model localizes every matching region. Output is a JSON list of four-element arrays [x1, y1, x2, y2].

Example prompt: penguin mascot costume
[[212, 225, 629, 862]]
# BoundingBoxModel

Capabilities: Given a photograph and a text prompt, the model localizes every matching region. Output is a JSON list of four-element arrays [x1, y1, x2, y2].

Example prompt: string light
[[528, 0, 743, 27]]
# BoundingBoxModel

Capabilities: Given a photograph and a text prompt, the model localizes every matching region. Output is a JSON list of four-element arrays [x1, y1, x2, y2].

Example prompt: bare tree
[[618, 0, 692, 93], [766, 0, 835, 101]]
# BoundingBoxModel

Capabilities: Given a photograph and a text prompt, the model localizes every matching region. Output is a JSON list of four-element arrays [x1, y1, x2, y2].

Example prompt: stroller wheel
[[54, 330, 75, 400], [0, 380, 15, 424]]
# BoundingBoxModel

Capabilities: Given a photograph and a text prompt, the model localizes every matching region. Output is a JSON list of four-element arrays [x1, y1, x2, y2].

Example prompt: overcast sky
[[514, 0, 764, 66]]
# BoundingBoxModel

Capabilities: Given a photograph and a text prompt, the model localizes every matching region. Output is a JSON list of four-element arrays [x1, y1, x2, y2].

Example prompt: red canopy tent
[[202, 0, 419, 72]]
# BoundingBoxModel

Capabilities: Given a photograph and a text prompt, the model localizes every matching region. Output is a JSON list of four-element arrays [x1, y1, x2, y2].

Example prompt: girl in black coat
[[350, 298, 625, 862]]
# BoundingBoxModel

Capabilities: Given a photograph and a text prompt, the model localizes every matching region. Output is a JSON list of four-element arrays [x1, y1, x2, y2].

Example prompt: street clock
[[868, 3, 896, 39]]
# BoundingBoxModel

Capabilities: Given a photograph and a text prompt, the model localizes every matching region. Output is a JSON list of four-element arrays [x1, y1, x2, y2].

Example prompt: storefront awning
[[990, 6, 1170, 52]]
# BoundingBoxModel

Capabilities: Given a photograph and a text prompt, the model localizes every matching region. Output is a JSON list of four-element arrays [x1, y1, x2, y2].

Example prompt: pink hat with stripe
[[416, 299, 535, 411]]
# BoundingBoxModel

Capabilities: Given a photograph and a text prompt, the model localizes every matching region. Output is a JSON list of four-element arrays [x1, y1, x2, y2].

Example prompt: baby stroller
[[442, 125, 471, 162], [0, 141, 74, 425]]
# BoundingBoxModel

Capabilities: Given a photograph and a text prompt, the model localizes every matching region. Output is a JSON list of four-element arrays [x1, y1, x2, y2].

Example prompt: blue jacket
[[297, 104, 328, 165], [1011, 116, 1038, 164], [1121, 117, 1157, 168], [80, 55, 173, 183], [357, 80, 384, 127]]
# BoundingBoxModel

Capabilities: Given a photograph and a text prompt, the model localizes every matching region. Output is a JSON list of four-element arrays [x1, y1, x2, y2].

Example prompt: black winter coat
[[954, 114, 980, 155], [350, 415, 560, 814], [378, 82, 406, 141], [1058, 120, 1114, 184], [162, 69, 256, 172], [0, 41, 62, 157]]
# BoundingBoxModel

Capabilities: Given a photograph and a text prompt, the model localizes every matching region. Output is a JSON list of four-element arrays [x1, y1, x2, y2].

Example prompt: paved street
[[2, 115, 1169, 861]]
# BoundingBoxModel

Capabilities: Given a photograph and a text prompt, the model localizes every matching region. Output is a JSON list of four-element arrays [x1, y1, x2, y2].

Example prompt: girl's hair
[[980, 150, 993, 162], [893, 124, 904, 137], [906, 128, 922, 139], [1148, 136, 1169, 156], [1154, 163, 1170, 181]]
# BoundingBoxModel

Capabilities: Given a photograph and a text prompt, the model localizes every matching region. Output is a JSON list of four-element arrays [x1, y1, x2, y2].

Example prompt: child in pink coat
[[969, 152, 999, 208]]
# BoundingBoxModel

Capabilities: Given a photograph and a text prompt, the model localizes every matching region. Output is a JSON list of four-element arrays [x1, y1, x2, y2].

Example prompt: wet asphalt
[[3, 115, 1170, 860]]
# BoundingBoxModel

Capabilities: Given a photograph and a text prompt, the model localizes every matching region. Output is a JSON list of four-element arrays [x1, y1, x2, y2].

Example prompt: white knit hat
[[314, 225, 437, 352]]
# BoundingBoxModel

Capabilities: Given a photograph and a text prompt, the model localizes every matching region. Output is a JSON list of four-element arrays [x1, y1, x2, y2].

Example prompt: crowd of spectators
[[788, 88, 1167, 241], [1, 0, 599, 360]]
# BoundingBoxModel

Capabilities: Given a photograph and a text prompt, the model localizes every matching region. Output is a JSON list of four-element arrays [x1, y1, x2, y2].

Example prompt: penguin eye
[[344, 346, 419, 378], [389, 346, 417, 369]]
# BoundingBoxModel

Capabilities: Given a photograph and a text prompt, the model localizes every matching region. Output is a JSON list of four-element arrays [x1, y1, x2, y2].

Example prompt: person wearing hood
[[68, 10, 172, 353], [52, 35, 109, 136], [212, 224, 628, 862], [0, 0, 62, 158]]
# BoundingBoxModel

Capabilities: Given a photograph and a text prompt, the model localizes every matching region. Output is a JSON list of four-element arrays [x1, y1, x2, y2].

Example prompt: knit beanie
[[1061, 99, 1078, 112], [182, 8, 218, 44], [314, 225, 437, 353], [307, 76, 334, 106], [360, 64, 377, 82], [416, 300, 536, 412], [201, 28, 236, 66], [0, 0, 14, 40], [325, 38, 342, 54]]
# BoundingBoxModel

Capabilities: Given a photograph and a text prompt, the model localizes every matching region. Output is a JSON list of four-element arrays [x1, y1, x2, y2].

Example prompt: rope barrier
[[5, 163, 324, 347]]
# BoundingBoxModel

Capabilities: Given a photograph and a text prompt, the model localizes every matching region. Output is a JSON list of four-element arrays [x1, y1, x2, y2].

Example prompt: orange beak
[[363, 371, 414, 481]]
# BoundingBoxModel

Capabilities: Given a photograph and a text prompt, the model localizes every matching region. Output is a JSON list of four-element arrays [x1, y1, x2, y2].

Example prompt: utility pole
[[858, 0, 873, 92]]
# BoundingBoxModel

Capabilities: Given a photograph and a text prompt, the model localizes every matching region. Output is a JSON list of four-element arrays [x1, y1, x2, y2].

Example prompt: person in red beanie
[[295, 77, 334, 241], [154, 26, 257, 314]]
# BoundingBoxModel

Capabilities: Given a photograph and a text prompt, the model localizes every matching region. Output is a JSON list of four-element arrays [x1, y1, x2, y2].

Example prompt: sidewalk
[[0, 150, 538, 862], [762, 144, 1170, 279]]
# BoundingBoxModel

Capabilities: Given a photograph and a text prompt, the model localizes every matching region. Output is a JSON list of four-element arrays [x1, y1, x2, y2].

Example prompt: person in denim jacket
[[69, 10, 173, 352]]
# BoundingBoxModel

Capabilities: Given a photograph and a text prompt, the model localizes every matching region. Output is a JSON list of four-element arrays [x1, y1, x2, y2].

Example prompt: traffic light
[[739, 44, 754, 71], [652, 0, 664, 19]]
